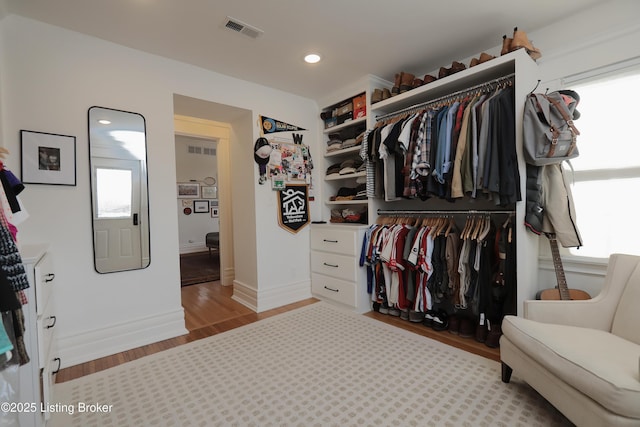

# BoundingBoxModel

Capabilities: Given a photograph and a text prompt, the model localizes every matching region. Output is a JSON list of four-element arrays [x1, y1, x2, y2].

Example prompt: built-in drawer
[[310, 227, 360, 256], [41, 357, 56, 423], [36, 302, 56, 369], [34, 252, 55, 316], [311, 273, 356, 307], [311, 251, 357, 281]]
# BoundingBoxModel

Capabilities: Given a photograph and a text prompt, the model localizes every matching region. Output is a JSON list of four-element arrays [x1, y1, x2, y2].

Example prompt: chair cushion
[[502, 315, 640, 419]]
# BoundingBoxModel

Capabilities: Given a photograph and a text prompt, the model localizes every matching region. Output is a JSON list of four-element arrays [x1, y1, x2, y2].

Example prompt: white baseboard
[[179, 242, 207, 254], [56, 308, 188, 369], [231, 280, 258, 311], [232, 279, 311, 313], [222, 266, 235, 287]]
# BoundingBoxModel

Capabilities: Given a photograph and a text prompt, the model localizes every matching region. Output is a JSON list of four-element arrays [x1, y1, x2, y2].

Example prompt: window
[[564, 63, 640, 258], [96, 168, 132, 218]]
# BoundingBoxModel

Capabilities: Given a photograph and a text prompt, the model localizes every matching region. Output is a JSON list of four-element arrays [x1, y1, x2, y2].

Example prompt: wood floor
[[55, 281, 499, 383]]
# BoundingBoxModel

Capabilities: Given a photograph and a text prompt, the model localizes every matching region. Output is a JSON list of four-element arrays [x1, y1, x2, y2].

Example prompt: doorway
[[173, 94, 251, 314], [174, 134, 220, 286]]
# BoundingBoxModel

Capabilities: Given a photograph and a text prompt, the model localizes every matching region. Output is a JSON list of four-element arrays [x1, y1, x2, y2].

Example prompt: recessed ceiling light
[[304, 53, 321, 64], [98, 119, 111, 125]]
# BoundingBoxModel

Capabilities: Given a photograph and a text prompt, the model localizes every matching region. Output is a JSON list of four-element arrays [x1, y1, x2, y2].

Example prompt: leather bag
[[523, 91, 580, 165]]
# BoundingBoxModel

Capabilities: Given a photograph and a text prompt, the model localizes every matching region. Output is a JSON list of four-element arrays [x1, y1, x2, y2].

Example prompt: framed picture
[[194, 200, 209, 213], [201, 185, 217, 199], [177, 182, 200, 198], [21, 130, 77, 186], [211, 207, 219, 218]]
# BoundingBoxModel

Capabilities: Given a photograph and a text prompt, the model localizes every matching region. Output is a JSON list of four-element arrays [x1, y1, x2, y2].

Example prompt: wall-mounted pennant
[[260, 115, 306, 134], [277, 184, 310, 234]]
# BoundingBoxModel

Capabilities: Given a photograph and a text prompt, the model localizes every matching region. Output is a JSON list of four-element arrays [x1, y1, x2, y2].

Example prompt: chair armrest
[[523, 296, 614, 331]]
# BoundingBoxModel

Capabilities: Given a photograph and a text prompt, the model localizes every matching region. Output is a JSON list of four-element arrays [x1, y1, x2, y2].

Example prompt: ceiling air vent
[[223, 16, 264, 39]]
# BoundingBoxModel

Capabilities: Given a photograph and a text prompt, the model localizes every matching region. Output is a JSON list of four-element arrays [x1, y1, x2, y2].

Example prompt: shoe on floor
[[485, 320, 502, 348]]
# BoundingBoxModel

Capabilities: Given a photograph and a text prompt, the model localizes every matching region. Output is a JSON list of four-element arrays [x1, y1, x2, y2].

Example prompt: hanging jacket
[[541, 163, 582, 247], [524, 162, 582, 248]]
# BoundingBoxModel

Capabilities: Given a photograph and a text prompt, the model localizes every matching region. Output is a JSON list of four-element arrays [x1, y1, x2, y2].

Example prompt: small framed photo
[[211, 207, 219, 218], [194, 200, 209, 213], [21, 130, 76, 186], [177, 182, 200, 198], [201, 185, 217, 199]]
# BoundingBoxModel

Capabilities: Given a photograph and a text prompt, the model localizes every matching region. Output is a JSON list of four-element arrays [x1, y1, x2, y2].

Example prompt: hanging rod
[[375, 73, 515, 122], [377, 209, 515, 216]]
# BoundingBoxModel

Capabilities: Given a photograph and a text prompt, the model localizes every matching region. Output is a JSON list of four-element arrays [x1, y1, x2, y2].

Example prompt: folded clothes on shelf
[[330, 207, 368, 224]]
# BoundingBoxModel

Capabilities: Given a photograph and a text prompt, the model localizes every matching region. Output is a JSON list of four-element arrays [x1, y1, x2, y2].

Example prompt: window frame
[[556, 57, 640, 261]]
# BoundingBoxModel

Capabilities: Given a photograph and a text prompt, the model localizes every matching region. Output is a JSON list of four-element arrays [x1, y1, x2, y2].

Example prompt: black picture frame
[[20, 130, 77, 186], [194, 200, 209, 213]]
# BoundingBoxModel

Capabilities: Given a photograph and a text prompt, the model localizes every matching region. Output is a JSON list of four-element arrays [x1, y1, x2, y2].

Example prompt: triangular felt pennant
[[260, 116, 306, 134]]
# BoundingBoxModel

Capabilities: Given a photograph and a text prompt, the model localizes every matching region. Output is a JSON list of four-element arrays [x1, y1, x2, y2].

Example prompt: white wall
[[0, 15, 318, 367]]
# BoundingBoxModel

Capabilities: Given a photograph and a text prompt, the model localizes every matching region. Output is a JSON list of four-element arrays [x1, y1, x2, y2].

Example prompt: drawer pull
[[52, 358, 61, 374], [324, 285, 339, 293], [45, 273, 55, 283], [323, 239, 338, 243], [323, 262, 339, 268], [46, 316, 57, 329]]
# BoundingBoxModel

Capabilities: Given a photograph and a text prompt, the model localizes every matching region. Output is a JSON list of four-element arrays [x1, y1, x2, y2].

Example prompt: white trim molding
[[232, 279, 312, 313], [56, 308, 188, 369]]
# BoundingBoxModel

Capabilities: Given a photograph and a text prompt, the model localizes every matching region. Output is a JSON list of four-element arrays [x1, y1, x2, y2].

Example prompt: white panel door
[[91, 158, 143, 272]]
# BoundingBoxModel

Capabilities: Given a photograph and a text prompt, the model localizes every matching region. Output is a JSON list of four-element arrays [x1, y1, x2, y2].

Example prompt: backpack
[[523, 90, 581, 166]]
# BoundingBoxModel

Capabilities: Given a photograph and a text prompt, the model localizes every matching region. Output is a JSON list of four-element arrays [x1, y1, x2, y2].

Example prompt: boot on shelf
[[470, 52, 495, 67], [391, 72, 403, 96], [371, 88, 383, 104], [399, 72, 416, 93], [510, 27, 542, 60], [423, 74, 437, 84], [501, 34, 512, 56]]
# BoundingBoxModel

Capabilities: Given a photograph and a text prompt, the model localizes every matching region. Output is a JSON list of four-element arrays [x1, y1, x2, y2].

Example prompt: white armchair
[[500, 254, 640, 427]]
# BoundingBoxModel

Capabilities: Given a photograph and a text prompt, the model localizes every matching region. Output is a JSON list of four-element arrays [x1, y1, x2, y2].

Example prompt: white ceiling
[[2, 0, 611, 102]]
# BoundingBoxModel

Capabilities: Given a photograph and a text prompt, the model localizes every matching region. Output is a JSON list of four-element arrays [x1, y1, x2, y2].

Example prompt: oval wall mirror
[[88, 106, 150, 273]]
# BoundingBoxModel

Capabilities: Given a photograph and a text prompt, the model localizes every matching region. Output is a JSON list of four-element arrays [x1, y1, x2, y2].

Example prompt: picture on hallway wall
[[194, 200, 209, 213], [177, 182, 200, 198], [20, 129, 77, 185], [201, 185, 217, 199]]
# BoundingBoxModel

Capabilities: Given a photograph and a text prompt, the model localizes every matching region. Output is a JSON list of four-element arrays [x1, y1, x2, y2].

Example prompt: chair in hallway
[[206, 232, 219, 257]]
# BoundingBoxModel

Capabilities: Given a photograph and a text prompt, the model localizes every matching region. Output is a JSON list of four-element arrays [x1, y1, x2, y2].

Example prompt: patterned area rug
[[51, 302, 572, 427], [179, 251, 220, 286]]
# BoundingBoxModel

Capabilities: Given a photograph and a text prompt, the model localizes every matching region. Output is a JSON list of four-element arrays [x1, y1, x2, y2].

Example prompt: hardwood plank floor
[[56, 281, 499, 384]]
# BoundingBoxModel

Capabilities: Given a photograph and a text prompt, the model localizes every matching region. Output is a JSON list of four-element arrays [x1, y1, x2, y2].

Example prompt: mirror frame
[[88, 106, 151, 273]]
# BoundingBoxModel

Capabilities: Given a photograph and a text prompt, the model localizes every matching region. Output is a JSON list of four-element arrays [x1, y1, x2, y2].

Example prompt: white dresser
[[310, 224, 370, 313], [18, 243, 59, 427]]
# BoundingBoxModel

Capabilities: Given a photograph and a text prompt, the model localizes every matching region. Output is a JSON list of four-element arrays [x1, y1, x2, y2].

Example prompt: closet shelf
[[324, 145, 361, 157], [322, 116, 366, 134], [326, 200, 368, 206], [325, 171, 366, 181]]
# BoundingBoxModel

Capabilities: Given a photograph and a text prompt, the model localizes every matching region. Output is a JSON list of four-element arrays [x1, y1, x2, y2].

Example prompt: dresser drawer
[[311, 273, 357, 307], [36, 302, 57, 369], [311, 251, 358, 281], [34, 252, 55, 316], [310, 227, 361, 256]]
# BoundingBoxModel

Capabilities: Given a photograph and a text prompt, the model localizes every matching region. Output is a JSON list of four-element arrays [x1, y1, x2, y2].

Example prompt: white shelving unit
[[320, 93, 369, 224], [367, 48, 541, 315]]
